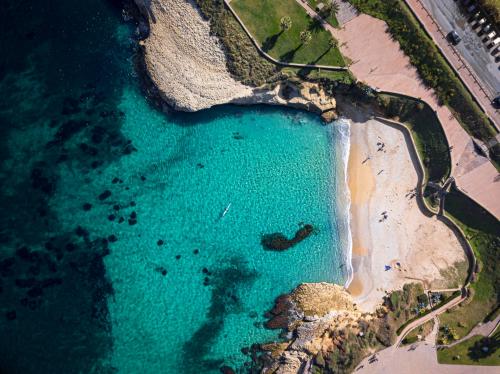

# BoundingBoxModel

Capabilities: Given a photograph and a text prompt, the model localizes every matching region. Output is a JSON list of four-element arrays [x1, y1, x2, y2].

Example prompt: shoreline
[[345, 108, 467, 311]]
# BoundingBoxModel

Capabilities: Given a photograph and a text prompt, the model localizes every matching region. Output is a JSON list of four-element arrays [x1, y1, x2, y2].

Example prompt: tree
[[300, 30, 312, 45], [328, 37, 338, 49], [280, 16, 292, 32], [322, 0, 340, 19]]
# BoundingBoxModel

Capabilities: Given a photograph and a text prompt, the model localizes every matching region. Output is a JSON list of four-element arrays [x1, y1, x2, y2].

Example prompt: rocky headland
[[133, 0, 338, 119]]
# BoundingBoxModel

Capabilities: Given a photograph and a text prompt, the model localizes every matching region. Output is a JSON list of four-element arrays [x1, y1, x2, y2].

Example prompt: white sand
[[347, 115, 466, 311]]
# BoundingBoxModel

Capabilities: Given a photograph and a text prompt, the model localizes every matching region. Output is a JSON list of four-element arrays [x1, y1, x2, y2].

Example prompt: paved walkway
[[439, 314, 500, 348], [395, 294, 465, 348], [320, 10, 500, 220], [404, 0, 500, 130], [356, 318, 499, 373]]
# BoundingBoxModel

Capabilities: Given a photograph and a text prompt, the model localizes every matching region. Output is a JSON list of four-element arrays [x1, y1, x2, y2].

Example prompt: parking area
[[419, 0, 500, 99]]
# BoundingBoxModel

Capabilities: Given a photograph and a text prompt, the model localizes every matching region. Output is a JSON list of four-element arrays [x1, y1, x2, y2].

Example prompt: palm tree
[[300, 30, 312, 45], [328, 37, 338, 49], [323, 0, 340, 19], [280, 16, 292, 33]]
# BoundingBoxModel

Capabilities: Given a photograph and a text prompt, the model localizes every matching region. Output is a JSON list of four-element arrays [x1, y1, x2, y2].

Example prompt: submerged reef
[[261, 224, 314, 251]]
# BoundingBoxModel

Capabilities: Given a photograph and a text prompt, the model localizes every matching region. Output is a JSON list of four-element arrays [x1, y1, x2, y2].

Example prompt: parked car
[[448, 30, 462, 45], [492, 96, 500, 108]]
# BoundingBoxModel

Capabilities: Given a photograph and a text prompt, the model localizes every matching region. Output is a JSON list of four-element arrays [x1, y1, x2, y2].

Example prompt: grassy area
[[402, 319, 435, 345], [347, 0, 500, 167], [438, 186, 500, 345], [377, 94, 451, 183], [437, 330, 500, 366], [194, 0, 280, 86], [282, 66, 354, 83], [307, 0, 340, 27], [231, 0, 345, 66]]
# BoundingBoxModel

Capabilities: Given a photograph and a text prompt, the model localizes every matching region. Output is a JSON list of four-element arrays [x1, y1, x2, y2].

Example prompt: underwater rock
[[108, 214, 116, 221], [113, 204, 120, 211], [27, 286, 43, 298], [118, 217, 125, 224], [31, 166, 55, 195], [175, 255, 181, 260], [130, 211, 137, 219], [261, 224, 314, 251], [108, 235, 118, 243], [112, 177, 120, 184], [98, 190, 112, 200], [140, 175, 146, 181], [128, 218, 137, 226], [264, 295, 295, 330], [15, 278, 36, 288], [75, 226, 89, 237], [83, 203, 92, 211], [53, 119, 89, 143], [193, 249, 199, 255], [157, 240, 164, 246], [5, 310, 16, 321], [196, 163, 204, 169], [61, 97, 81, 115], [219, 366, 235, 374], [155, 266, 168, 276], [130, 201, 136, 207]]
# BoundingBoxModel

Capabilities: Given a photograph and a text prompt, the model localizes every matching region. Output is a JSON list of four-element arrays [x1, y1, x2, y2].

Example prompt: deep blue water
[[0, 1, 349, 373]]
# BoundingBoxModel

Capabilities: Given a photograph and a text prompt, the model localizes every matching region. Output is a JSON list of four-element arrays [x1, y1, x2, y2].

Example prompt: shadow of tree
[[262, 31, 282, 52], [308, 46, 332, 65], [467, 336, 499, 362], [280, 44, 302, 62], [308, 17, 323, 33]]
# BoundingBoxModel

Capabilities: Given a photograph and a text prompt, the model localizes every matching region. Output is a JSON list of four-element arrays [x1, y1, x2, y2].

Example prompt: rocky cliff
[[134, 0, 337, 118]]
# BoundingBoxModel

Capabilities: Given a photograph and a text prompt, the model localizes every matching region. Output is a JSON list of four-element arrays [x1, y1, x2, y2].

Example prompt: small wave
[[333, 117, 353, 288]]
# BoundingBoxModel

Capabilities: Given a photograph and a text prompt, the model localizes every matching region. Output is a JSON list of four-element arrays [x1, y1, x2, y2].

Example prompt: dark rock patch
[[5, 310, 16, 321], [107, 235, 117, 243], [261, 224, 314, 251], [98, 190, 111, 201], [157, 240, 164, 246], [82, 203, 92, 211]]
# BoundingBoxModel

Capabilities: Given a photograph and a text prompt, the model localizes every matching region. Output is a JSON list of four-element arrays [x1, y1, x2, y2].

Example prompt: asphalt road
[[419, 0, 500, 98]]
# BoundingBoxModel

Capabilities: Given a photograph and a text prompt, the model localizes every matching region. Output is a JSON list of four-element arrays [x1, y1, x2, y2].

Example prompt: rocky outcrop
[[256, 283, 387, 373], [134, 0, 338, 118]]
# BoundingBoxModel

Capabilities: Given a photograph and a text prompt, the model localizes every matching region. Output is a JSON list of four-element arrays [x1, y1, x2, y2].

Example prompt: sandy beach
[[346, 113, 467, 311]]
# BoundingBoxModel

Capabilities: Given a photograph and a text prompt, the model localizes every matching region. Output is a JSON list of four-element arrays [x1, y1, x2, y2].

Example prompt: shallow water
[[0, 1, 349, 372]]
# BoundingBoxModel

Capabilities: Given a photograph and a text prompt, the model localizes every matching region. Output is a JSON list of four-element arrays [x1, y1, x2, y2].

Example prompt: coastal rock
[[261, 224, 314, 251], [134, 0, 338, 114], [291, 282, 355, 317], [135, 0, 254, 112]]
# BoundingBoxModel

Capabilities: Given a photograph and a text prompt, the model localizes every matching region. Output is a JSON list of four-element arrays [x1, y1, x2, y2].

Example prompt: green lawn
[[402, 319, 434, 345], [307, 0, 340, 27], [437, 330, 500, 366], [438, 187, 500, 345], [231, 0, 345, 66]]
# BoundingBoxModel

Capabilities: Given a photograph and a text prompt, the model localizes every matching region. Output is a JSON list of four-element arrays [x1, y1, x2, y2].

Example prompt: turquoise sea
[[0, 1, 350, 373]]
